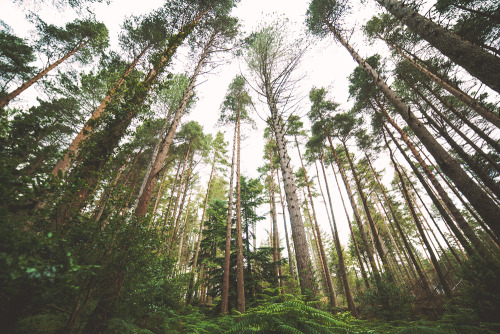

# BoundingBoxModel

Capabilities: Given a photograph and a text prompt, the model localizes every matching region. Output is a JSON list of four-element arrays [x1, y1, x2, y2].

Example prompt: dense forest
[[1, 0, 499, 333]]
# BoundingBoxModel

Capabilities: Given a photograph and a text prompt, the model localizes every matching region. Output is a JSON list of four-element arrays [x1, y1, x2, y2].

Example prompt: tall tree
[[245, 22, 316, 296]]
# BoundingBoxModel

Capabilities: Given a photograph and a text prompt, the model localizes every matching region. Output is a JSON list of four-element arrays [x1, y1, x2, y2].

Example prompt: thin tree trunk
[[52, 43, 152, 177], [342, 142, 393, 279], [0, 39, 90, 110], [326, 156, 370, 289], [374, 0, 500, 93], [221, 118, 238, 314], [326, 20, 500, 238], [235, 107, 245, 313], [382, 121, 472, 261], [325, 134, 380, 280], [134, 32, 217, 217], [269, 148, 282, 289], [378, 33, 500, 128]]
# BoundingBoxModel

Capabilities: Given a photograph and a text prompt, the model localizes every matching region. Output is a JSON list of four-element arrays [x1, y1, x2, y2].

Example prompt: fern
[[228, 300, 366, 334]]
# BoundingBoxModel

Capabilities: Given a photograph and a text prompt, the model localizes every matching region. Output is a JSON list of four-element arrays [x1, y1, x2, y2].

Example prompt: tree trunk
[[0, 39, 90, 110], [267, 99, 316, 295], [52, 43, 152, 177], [325, 134, 380, 281], [326, 156, 370, 289], [235, 106, 245, 313], [134, 32, 217, 217], [342, 142, 393, 279], [327, 20, 500, 237], [221, 119, 237, 314], [375, 0, 500, 93], [378, 33, 500, 128], [317, 155, 358, 315], [269, 148, 282, 289], [276, 170, 296, 280]]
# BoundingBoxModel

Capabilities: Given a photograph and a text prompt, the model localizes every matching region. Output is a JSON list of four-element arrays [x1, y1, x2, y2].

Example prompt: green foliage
[[229, 299, 364, 333], [357, 274, 414, 320], [14, 313, 66, 334], [455, 257, 500, 322]]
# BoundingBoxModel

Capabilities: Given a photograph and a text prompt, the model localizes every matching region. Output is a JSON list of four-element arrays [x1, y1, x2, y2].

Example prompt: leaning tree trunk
[[324, 133, 380, 281], [52, 43, 152, 177], [134, 32, 217, 217], [374, 0, 500, 94], [342, 142, 393, 279], [325, 156, 370, 290], [377, 33, 500, 128], [326, 20, 500, 239], [316, 154, 358, 315], [0, 38, 90, 110]]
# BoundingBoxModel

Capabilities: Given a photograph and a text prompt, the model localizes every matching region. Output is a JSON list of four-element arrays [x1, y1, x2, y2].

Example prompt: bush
[[357, 274, 414, 320]]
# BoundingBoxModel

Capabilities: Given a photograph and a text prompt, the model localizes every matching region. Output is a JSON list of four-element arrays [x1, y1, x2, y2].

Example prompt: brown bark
[[0, 39, 89, 110], [317, 155, 358, 315], [325, 134, 380, 280], [52, 44, 152, 177], [269, 148, 282, 289], [134, 32, 216, 217], [326, 156, 370, 289], [221, 120, 237, 314]]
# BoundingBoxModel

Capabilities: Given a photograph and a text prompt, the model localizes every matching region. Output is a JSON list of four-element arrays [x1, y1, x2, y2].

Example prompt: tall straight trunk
[[325, 134, 380, 280], [377, 105, 496, 261], [52, 43, 152, 177], [317, 155, 358, 315], [235, 108, 245, 313], [326, 20, 500, 238], [276, 170, 296, 280], [134, 32, 217, 217], [294, 136, 336, 307], [269, 148, 282, 289], [326, 156, 370, 289], [0, 38, 90, 110], [157, 160, 183, 229], [168, 148, 192, 238], [387, 135, 453, 298], [381, 121, 473, 260], [268, 108, 316, 295], [187, 148, 217, 305], [377, 33, 500, 128], [221, 118, 238, 314], [342, 142, 393, 279], [374, 0, 500, 93]]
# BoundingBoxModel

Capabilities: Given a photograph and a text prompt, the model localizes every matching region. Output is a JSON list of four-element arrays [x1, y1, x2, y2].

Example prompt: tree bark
[[221, 117, 237, 314], [0, 39, 90, 110], [375, 0, 500, 93], [235, 106, 245, 313], [52, 43, 152, 177]]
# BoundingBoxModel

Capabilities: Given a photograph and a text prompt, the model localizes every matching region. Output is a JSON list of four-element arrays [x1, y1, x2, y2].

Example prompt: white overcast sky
[[1, 0, 392, 249]]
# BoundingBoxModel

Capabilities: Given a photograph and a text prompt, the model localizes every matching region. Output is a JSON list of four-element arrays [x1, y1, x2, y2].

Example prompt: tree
[[245, 22, 316, 296], [0, 18, 109, 110], [218, 75, 253, 314], [306, 0, 500, 239]]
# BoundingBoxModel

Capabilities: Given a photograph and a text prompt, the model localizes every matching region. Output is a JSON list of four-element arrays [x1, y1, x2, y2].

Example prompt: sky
[[0, 0, 390, 250]]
